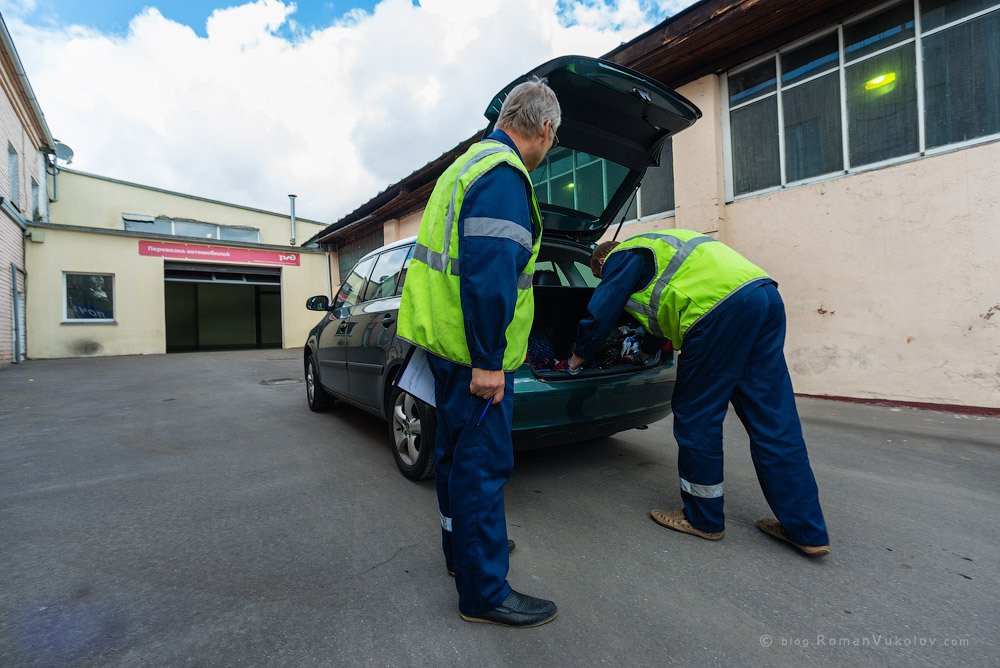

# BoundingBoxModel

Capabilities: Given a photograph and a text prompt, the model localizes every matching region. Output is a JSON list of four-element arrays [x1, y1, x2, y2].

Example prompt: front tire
[[388, 386, 436, 480], [306, 356, 335, 412]]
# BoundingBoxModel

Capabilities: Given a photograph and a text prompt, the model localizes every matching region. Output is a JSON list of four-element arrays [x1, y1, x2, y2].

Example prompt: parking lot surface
[[1, 350, 998, 667]]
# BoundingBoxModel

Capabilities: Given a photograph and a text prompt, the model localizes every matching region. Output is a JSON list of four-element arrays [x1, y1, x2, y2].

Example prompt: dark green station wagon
[[304, 55, 701, 480]]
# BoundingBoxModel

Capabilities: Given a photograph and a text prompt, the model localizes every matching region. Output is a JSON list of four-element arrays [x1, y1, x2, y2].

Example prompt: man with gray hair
[[398, 77, 561, 627]]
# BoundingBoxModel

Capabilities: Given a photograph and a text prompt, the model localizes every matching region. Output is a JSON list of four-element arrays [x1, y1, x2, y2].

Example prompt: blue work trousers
[[671, 281, 829, 546], [427, 354, 514, 615]]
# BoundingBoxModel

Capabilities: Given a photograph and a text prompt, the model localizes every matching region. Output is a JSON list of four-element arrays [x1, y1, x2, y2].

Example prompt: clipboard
[[395, 346, 437, 407]]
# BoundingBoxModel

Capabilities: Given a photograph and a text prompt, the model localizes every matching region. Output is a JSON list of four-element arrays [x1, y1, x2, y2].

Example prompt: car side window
[[363, 245, 411, 302], [334, 256, 376, 312], [394, 246, 415, 297]]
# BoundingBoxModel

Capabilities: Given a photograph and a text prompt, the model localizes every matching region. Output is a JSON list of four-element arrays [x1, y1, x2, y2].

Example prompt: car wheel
[[306, 356, 335, 412], [388, 386, 436, 480]]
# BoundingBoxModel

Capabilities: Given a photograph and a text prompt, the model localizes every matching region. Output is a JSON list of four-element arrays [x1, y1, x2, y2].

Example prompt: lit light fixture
[[566, 182, 574, 189], [865, 72, 896, 90]]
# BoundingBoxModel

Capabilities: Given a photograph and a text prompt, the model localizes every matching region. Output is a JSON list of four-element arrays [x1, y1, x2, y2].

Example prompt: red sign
[[138, 240, 300, 266]]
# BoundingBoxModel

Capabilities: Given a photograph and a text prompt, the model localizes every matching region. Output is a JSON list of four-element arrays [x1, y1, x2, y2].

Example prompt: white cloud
[[6, 0, 691, 222]]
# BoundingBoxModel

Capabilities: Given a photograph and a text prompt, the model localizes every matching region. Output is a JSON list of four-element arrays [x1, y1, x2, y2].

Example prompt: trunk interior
[[529, 285, 652, 379]]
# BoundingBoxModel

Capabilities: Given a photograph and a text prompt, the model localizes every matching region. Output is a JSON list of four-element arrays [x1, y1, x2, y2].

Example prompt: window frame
[[122, 215, 261, 243], [722, 0, 1000, 202], [620, 137, 677, 226], [8, 142, 19, 209], [63, 272, 116, 324]]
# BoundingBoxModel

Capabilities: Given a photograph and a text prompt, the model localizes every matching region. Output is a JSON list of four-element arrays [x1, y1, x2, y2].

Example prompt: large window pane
[[533, 147, 631, 217], [921, 0, 999, 30], [784, 73, 844, 181], [782, 33, 839, 85], [923, 10, 1000, 148], [219, 227, 259, 243], [575, 162, 605, 215], [124, 218, 171, 234], [65, 274, 114, 320], [846, 45, 919, 166], [174, 220, 218, 239], [729, 59, 777, 106], [845, 2, 915, 61], [731, 97, 780, 195], [550, 171, 575, 209], [638, 139, 675, 215]]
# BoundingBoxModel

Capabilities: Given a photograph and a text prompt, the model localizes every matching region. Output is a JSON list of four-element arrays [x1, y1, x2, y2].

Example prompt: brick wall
[[1, 212, 22, 366], [1, 52, 47, 367]]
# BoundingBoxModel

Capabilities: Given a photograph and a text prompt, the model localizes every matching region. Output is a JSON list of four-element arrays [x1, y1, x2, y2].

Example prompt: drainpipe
[[11, 264, 21, 363], [288, 194, 297, 246]]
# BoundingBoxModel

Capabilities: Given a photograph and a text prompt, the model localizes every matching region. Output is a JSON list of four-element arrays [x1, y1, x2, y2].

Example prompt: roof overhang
[[605, 0, 887, 87]]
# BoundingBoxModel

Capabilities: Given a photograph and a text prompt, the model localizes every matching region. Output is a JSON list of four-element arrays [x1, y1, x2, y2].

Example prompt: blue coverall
[[575, 249, 829, 547], [429, 129, 534, 615]]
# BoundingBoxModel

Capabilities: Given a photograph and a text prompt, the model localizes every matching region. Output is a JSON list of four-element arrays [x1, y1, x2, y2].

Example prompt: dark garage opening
[[164, 262, 282, 352]]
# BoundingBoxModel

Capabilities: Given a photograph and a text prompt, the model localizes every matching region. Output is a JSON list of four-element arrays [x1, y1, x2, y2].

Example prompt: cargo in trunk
[[528, 285, 653, 379]]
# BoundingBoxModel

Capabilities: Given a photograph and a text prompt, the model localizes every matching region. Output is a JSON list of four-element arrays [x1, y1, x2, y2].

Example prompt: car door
[[317, 254, 375, 396], [344, 244, 413, 408]]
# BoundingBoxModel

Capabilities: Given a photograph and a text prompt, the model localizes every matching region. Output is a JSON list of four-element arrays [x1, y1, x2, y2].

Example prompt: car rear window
[[531, 147, 630, 219]]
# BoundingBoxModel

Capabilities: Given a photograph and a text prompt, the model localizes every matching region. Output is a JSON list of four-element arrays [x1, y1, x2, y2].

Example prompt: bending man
[[568, 230, 830, 557]]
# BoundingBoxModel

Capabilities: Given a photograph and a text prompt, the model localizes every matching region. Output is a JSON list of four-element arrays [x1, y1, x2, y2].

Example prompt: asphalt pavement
[[1, 350, 997, 667]]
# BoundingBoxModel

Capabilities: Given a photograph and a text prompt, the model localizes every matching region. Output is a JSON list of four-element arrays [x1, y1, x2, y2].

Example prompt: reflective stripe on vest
[[622, 232, 718, 339], [398, 139, 542, 369], [413, 242, 534, 289], [611, 229, 770, 348], [413, 142, 534, 290]]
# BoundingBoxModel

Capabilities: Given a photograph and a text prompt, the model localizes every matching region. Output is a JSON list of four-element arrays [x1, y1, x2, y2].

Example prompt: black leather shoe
[[460, 589, 557, 628], [448, 540, 515, 577]]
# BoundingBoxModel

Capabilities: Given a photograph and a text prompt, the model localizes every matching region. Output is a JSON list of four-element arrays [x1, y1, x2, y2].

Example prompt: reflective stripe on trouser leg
[[671, 285, 770, 534], [440, 513, 452, 532], [679, 477, 724, 498], [427, 354, 513, 615], [730, 283, 829, 546]]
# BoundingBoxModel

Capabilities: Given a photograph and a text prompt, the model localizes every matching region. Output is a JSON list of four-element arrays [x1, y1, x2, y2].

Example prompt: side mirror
[[306, 295, 330, 311]]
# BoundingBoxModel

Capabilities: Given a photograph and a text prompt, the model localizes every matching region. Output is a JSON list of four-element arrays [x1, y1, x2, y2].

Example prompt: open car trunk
[[528, 285, 660, 379]]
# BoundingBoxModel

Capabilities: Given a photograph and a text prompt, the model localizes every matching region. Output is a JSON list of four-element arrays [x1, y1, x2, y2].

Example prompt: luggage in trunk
[[528, 285, 652, 378]]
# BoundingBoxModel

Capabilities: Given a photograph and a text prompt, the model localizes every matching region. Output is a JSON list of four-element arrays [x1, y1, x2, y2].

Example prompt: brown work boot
[[757, 517, 830, 557], [650, 509, 724, 540]]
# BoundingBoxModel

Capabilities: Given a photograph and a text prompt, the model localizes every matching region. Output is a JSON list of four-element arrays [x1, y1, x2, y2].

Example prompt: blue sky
[[4, 0, 697, 221], [15, 0, 414, 36]]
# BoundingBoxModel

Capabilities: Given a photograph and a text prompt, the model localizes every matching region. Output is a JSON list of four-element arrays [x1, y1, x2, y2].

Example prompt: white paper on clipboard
[[396, 347, 437, 407]]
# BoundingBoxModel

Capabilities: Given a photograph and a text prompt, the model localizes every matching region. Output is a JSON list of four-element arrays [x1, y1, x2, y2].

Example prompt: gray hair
[[496, 76, 561, 138]]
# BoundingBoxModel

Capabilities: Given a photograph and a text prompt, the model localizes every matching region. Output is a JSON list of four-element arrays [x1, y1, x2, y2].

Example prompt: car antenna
[[611, 187, 639, 242]]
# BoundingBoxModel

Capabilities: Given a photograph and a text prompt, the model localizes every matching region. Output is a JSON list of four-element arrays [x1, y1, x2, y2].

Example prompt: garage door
[[164, 262, 282, 352]]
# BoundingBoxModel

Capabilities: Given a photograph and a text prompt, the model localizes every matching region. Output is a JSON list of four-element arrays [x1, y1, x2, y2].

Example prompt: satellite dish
[[54, 140, 74, 164]]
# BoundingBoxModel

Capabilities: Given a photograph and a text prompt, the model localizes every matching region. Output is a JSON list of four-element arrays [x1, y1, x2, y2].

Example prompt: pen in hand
[[476, 396, 493, 426]]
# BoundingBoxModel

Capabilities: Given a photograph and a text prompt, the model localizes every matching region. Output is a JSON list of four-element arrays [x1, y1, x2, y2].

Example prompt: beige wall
[[26, 229, 169, 357], [724, 142, 1000, 409], [25, 227, 331, 358], [27, 171, 332, 358], [52, 170, 325, 247]]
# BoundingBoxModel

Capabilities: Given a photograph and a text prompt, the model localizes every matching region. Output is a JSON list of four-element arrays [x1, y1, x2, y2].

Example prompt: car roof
[[358, 235, 417, 264]]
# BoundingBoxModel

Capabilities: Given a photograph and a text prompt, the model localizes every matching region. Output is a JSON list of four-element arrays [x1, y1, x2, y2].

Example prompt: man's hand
[[470, 367, 505, 403], [568, 354, 585, 373]]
